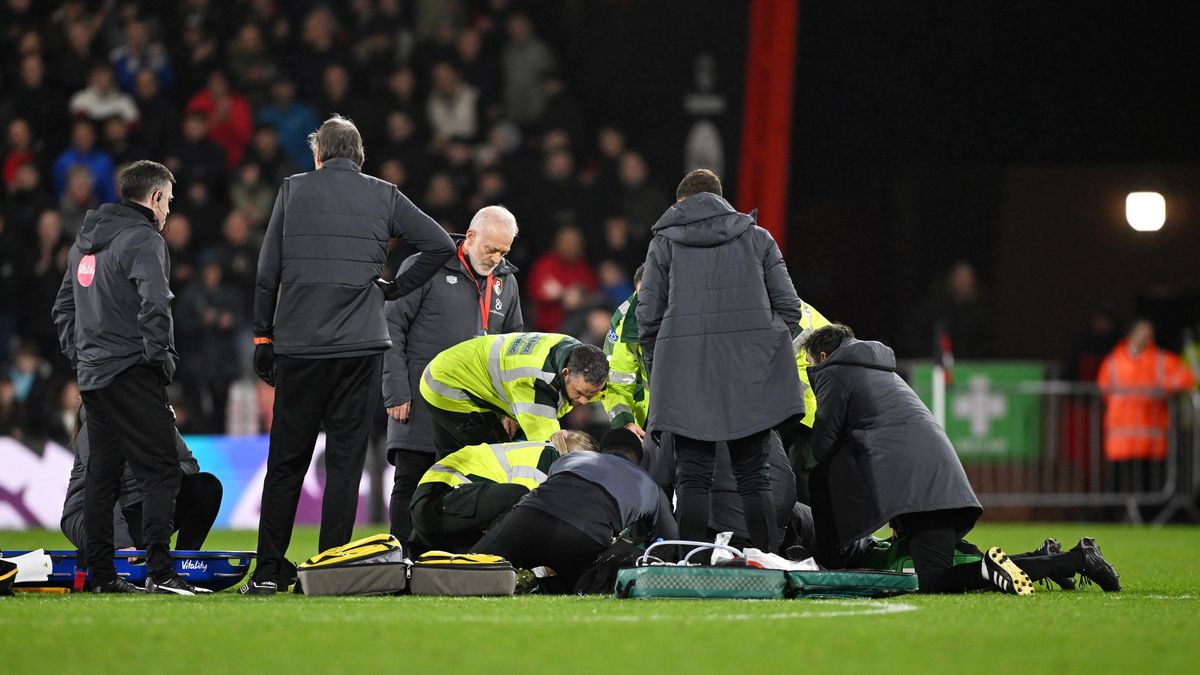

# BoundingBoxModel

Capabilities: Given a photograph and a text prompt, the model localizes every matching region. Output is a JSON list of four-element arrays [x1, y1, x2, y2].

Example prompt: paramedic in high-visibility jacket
[[599, 264, 648, 438], [409, 431, 596, 553], [779, 298, 833, 500], [419, 332, 609, 453]]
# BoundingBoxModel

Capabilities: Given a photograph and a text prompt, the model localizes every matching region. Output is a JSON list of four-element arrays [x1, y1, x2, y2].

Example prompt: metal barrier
[[954, 380, 1200, 523]]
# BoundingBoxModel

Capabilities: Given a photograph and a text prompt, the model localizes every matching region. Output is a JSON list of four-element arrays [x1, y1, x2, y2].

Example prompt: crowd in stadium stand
[[0, 0, 671, 439]]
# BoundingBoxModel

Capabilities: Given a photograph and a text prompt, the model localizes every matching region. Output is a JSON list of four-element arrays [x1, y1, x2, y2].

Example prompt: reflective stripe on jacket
[[420, 332, 581, 441], [1098, 341, 1195, 461], [418, 440, 558, 490]]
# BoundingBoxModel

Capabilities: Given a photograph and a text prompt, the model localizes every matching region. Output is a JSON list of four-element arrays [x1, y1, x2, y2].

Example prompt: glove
[[374, 276, 401, 301], [254, 342, 276, 387]]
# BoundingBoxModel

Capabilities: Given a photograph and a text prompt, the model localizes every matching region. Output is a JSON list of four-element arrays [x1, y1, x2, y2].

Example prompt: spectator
[[244, 123, 299, 186], [132, 69, 179, 160], [57, 165, 98, 236], [290, 6, 340, 100], [0, 213, 19, 365], [383, 65, 422, 120], [527, 147, 584, 240], [427, 61, 480, 144], [110, 19, 174, 93], [502, 12, 557, 127], [229, 162, 275, 231], [589, 125, 627, 194], [540, 76, 586, 144], [4, 164, 53, 240], [69, 63, 140, 125], [422, 171, 468, 229], [178, 181, 225, 247], [8, 55, 69, 150], [52, 119, 116, 203], [455, 27, 502, 110], [921, 260, 995, 359], [166, 111, 226, 190], [225, 22, 278, 107], [214, 209, 258, 306], [617, 150, 668, 239], [1098, 320, 1195, 490], [48, 379, 80, 447], [596, 259, 634, 308], [6, 341, 53, 438], [20, 211, 71, 365], [163, 212, 196, 290], [55, 19, 101, 94], [3, 117, 39, 190], [185, 70, 254, 169], [591, 214, 644, 275], [175, 255, 243, 433], [375, 110, 425, 177], [257, 78, 319, 171], [100, 116, 146, 168], [529, 225, 597, 332], [0, 373, 21, 440], [377, 158, 408, 191], [173, 19, 219, 96], [1066, 303, 1121, 381]]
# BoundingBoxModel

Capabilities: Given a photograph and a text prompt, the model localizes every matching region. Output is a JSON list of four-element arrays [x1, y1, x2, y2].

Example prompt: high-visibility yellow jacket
[[794, 299, 832, 428], [417, 440, 559, 490], [600, 292, 648, 429], [420, 332, 582, 442]]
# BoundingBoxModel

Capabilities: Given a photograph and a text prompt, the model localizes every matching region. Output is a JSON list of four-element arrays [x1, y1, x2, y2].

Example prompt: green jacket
[[600, 292, 649, 428]]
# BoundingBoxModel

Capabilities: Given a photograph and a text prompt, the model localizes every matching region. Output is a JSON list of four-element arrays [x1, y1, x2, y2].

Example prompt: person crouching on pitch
[[804, 323, 1031, 595], [408, 431, 596, 554]]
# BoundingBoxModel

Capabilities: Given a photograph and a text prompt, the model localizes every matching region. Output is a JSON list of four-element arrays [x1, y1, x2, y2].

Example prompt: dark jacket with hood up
[[808, 338, 982, 546], [253, 158, 455, 357], [636, 192, 804, 441], [383, 233, 524, 454], [52, 201, 177, 391]]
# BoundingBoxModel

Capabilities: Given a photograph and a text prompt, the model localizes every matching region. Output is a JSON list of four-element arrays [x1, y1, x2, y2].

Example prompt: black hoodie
[[52, 202, 178, 391]]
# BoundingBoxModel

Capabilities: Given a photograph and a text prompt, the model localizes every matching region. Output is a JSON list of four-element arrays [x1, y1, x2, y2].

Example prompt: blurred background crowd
[[0, 0, 670, 442]]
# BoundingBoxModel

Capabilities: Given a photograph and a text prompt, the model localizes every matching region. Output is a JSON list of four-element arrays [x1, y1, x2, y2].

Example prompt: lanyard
[[457, 243, 494, 332]]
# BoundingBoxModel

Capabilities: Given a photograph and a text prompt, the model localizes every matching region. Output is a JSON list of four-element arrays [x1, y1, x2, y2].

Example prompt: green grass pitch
[[2, 523, 1198, 673]]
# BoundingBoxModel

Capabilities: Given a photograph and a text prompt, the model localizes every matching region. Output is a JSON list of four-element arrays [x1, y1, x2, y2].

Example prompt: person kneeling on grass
[[409, 431, 596, 554], [804, 323, 1030, 595], [471, 429, 677, 593], [60, 409, 223, 591]]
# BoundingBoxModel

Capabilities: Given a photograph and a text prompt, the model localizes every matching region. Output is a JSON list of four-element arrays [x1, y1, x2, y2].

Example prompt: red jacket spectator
[[528, 225, 597, 332], [186, 71, 253, 168]]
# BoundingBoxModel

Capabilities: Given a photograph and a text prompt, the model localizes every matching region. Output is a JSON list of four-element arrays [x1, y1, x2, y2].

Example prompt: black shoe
[[1032, 538, 1077, 591], [92, 577, 144, 594], [983, 547, 1034, 596], [146, 574, 213, 596], [1072, 537, 1121, 592], [239, 578, 277, 596]]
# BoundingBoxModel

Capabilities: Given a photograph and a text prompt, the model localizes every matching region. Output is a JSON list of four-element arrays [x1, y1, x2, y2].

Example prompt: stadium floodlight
[[1126, 191, 1166, 232]]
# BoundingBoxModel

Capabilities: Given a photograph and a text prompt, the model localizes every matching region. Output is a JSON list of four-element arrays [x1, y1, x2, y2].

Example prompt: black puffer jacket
[[253, 158, 454, 356], [808, 338, 982, 546], [383, 235, 524, 453], [637, 192, 804, 441], [52, 202, 177, 390]]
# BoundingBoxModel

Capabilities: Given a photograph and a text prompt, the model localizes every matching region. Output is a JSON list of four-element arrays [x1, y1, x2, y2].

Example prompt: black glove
[[374, 276, 401, 301], [254, 342, 276, 387]]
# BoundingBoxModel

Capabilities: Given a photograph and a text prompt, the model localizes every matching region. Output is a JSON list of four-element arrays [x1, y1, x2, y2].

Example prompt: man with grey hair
[[381, 204, 524, 544], [244, 115, 454, 594]]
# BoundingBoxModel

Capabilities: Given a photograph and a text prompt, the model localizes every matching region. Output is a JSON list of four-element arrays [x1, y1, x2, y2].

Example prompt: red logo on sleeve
[[77, 254, 96, 287]]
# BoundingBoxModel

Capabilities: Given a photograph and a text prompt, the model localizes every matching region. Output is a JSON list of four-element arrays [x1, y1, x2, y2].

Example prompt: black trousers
[[428, 407, 511, 457], [410, 482, 530, 553], [254, 354, 381, 582], [778, 422, 814, 505], [892, 511, 988, 594], [80, 365, 180, 582], [675, 429, 778, 553], [387, 448, 436, 542], [64, 472, 223, 552], [471, 506, 607, 593]]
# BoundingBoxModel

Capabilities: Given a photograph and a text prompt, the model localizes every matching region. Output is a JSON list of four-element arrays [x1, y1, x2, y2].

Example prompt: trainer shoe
[[982, 546, 1034, 596], [1072, 537, 1121, 592], [1032, 538, 1076, 591], [239, 578, 277, 596], [92, 577, 144, 594], [146, 574, 213, 596]]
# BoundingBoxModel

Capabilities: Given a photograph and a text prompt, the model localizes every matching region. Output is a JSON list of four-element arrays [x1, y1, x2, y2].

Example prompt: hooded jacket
[[383, 234, 524, 454], [52, 202, 177, 391], [808, 338, 982, 546], [253, 158, 455, 357], [636, 192, 804, 441], [60, 416, 198, 549]]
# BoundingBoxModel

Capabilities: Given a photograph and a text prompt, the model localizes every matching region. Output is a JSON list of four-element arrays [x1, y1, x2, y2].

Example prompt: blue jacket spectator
[[110, 20, 174, 93], [257, 80, 319, 171], [53, 121, 116, 204]]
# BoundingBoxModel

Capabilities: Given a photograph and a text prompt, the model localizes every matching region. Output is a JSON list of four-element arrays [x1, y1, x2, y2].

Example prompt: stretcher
[[0, 549, 254, 592]]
